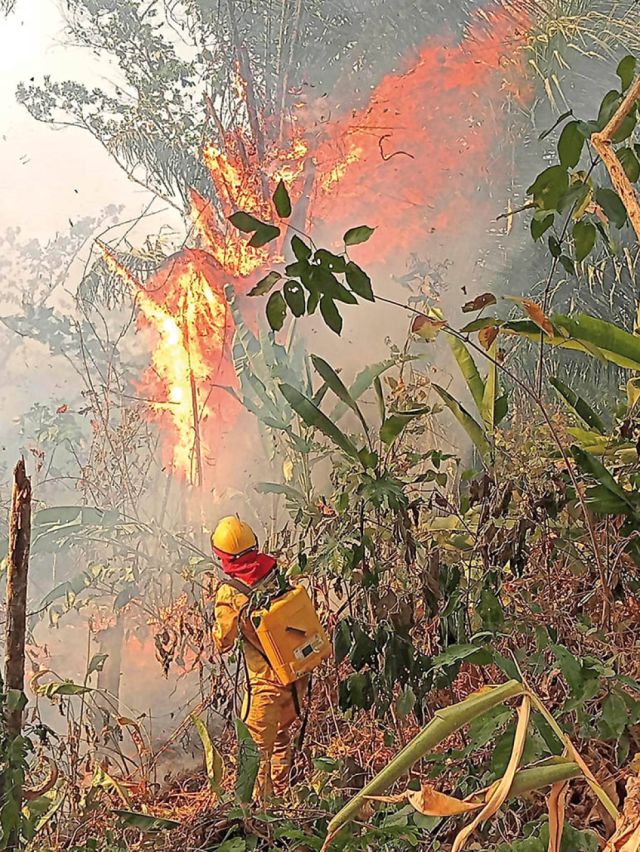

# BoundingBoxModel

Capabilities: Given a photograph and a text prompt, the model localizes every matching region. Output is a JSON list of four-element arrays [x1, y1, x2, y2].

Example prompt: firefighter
[[211, 516, 307, 800]]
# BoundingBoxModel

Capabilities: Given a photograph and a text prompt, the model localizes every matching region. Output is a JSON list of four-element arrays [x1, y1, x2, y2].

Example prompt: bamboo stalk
[[591, 75, 640, 242], [324, 680, 525, 841]]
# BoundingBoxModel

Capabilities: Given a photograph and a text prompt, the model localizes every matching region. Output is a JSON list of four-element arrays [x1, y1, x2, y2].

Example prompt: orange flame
[[104, 2, 532, 485]]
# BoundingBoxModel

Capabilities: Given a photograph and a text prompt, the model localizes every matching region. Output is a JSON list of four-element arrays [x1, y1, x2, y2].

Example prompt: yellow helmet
[[211, 516, 257, 557]]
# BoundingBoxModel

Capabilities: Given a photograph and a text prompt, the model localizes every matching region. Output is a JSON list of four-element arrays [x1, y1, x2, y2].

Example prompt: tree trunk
[[4, 458, 32, 739], [3, 458, 31, 852]]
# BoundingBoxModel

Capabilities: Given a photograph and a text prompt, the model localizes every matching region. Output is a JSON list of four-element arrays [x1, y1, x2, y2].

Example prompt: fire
[[102, 1, 534, 485], [99, 243, 234, 484]]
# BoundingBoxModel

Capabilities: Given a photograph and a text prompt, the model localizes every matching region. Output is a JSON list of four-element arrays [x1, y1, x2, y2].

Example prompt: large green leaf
[[447, 337, 484, 412], [379, 408, 429, 445], [235, 719, 260, 803], [481, 341, 497, 432], [254, 482, 307, 506], [311, 355, 368, 435], [330, 359, 396, 421], [503, 312, 640, 370], [433, 385, 490, 462], [114, 811, 180, 832], [549, 377, 606, 434], [279, 383, 361, 460], [192, 715, 224, 791], [571, 446, 636, 513]]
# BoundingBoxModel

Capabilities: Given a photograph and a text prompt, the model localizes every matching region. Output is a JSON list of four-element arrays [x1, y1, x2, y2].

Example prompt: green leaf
[[430, 643, 492, 670], [481, 341, 497, 432], [595, 188, 627, 229], [343, 225, 375, 246], [613, 113, 637, 144], [380, 409, 428, 445], [310, 267, 357, 304], [86, 653, 108, 677], [345, 261, 374, 301], [248, 271, 281, 297], [114, 811, 180, 832], [531, 213, 554, 241], [478, 587, 504, 632], [503, 312, 640, 370], [266, 291, 287, 332], [283, 280, 305, 317], [598, 90, 622, 128], [272, 180, 292, 218], [527, 165, 569, 212], [374, 376, 386, 423], [538, 108, 574, 140], [334, 620, 351, 664], [279, 383, 361, 459], [228, 211, 264, 233], [330, 359, 396, 422], [495, 394, 509, 425], [447, 334, 484, 411], [311, 355, 368, 434], [560, 254, 576, 276], [617, 55, 637, 92], [572, 220, 596, 263], [598, 693, 628, 740], [572, 445, 636, 511], [249, 224, 281, 248], [558, 120, 585, 168], [548, 235, 561, 258], [291, 235, 311, 261], [235, 719, 260, 803], [552, 645, 584, 696], [433, 385, 490, 461], [37, 680, 93, 698], [396, 686, 416, 720], [320, 296, 343, 334], [192, 715, 224, 790], [6, 690, 27, 714], [340, 671, 374, 710], [617, 147, 640, 183], [254, 482, 307, 504], [315, 249, 346, 273], [549, 377, 605, 433]]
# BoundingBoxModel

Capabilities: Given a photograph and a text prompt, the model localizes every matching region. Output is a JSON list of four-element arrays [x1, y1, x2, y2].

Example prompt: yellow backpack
[[251, 585, 332, 686]]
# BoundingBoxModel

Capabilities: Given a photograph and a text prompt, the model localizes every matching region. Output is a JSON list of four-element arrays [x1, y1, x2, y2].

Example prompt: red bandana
[[214, 548, 276, 588]]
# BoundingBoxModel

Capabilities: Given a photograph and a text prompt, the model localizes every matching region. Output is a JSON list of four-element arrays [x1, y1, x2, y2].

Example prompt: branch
[[591, 75, 640, 243]]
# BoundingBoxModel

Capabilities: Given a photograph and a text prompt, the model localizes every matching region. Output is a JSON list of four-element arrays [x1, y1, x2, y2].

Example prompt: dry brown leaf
[[547, 777, 569, 852], [408, 784, 484, 817], [521, 298, 554, 337], [479, 325, 499, 350], [604, 776, 640, 852], [462, 293, 497, 313], [452, 696, 531, 852], [411, 314, 447, 342]]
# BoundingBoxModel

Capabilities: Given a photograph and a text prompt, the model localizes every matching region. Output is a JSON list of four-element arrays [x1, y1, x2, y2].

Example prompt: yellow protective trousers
[[213, 582, 307, 799], [241, 676, 308, 799]]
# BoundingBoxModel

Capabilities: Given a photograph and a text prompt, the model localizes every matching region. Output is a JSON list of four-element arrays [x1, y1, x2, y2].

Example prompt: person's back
[[211, 516, 307, 799]]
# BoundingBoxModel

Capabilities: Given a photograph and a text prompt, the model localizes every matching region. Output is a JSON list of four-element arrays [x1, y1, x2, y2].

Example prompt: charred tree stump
[[4, 458, 32, 739]]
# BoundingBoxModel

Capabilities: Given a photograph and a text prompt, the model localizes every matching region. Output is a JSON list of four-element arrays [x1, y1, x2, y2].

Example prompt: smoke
[[1, 0, 634, 778]]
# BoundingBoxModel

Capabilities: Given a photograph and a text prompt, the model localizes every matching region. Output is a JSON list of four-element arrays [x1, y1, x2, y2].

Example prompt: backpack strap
[[217, 566, 280, 598]]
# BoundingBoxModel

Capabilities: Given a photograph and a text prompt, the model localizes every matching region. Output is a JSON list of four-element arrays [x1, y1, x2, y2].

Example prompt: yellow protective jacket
[[212, 583, 278, 684]]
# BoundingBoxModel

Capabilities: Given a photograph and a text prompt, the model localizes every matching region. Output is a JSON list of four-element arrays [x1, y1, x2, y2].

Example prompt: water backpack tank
[[251, 585, 331, 686]]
